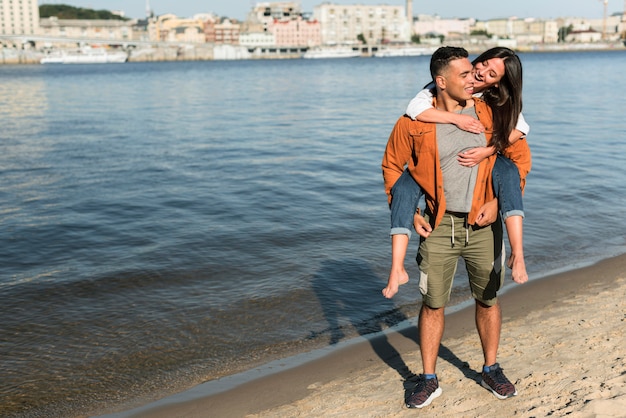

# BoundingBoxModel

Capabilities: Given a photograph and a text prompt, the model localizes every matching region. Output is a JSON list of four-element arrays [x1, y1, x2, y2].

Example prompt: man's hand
[[475, 198, 498, 226], [413, 212, 433, 238]]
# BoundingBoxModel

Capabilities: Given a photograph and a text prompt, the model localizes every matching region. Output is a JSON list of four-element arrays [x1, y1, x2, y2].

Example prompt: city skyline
[[38, 0, 622, 21]]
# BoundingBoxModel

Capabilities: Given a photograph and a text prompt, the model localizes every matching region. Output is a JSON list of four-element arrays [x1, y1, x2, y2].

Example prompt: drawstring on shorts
[[449, 213, 469, 248]]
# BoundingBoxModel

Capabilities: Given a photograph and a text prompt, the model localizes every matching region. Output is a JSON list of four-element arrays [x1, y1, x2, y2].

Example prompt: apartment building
[[241, 1, 321, 47], [0, 0, 39, 35], [314, 3, 410, 45], [205, 18, 240, 44], [271, 16, 321, 46]]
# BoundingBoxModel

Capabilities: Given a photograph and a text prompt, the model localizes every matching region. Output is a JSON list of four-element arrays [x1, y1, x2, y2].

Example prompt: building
[[149, 13, 206, 43], [39, 17, 134, 41], [271, 16, 321, 46], [559, 14, 623, 41], [314, 3, 410, 45], [0, 0, 39, 35], [250, 1, 302, 26], [239, 31, 275, 47], [473, 17, 559, 44], [413, 14, 474, 38], [240, 2, 319, 49], [565, 29, 602, 43], [205, 18, 241, 44]]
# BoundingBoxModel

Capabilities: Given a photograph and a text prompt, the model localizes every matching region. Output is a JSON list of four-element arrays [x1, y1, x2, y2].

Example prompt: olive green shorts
[[417, 212, 505, 308]]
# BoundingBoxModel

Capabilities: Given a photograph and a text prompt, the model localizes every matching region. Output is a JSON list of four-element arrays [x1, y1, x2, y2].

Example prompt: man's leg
[[465, 221, 517, 400], [419, 304, 445, 374], [407, 214, 457, 409], [475, 300, 501, 367], [406, 303, 444, 409]]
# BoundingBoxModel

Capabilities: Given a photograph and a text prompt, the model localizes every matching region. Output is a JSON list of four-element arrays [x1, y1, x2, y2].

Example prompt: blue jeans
[[390, 154, 523, 238]]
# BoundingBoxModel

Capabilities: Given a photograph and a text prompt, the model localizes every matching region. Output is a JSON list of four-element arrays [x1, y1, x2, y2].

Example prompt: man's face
[[473, 57, 506, 92], [441, 57, 475, 101]]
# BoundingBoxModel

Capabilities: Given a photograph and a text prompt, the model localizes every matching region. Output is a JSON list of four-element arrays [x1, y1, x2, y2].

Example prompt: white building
[[239, 31, 275, 47], [314, 3, 410, 45], [413, 14, 474, 37], [473, 17, 559, 44], [39, 17, 134, 41], [0, 0, 39, 35]]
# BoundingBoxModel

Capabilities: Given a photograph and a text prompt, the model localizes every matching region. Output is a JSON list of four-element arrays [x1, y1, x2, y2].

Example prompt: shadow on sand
[[311, 258, 481, 399]]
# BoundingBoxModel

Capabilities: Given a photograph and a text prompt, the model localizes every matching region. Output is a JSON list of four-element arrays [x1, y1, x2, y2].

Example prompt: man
[[381, 46, 519, 408]]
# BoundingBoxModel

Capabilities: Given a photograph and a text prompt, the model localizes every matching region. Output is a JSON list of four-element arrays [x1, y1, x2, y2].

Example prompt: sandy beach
[[127, 254, 626, 418]]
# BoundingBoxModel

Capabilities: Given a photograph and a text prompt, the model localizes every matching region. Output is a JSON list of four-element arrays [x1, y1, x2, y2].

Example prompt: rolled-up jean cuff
[[502, 210, 524, 221], [390, 227, 412, 239]]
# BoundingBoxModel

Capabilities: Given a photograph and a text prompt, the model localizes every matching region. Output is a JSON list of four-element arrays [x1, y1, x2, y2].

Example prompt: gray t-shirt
[[436, 105, 487, 213]]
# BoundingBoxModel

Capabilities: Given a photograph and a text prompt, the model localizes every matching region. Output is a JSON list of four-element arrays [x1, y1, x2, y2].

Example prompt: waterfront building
[[250, 1, 302, 26], [412, 14, 474, 38], [559, 14, 623, 41], [205, 17, 241, 44], [473, 17, 559, 44], [239, 31, 275, 47], [240, 1, 319, 51], [565, 29, 603, 43], [149, 14, 206, 43], [39, 17, 134, 41], [271, 16, 321, 46], [0, 0, 39, 35], [313, 3, 410, 45]]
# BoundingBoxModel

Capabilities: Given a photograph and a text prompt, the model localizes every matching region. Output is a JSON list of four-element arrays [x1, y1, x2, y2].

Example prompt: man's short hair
[[430, 46, 469, 80]]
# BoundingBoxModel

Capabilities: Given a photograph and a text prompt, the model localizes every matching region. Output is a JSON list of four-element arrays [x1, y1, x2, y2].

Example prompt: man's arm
[[474, 198, 499, 227]]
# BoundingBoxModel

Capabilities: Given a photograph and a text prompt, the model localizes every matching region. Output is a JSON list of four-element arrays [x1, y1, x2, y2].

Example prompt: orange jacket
[[381, 98, 532, 228]]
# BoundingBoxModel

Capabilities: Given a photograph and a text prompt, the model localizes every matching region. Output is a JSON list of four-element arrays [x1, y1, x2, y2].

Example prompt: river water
[[1, 50, 625, 417]]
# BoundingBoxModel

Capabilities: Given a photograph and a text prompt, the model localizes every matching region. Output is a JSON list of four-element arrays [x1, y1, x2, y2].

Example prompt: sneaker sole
[[406, 387, 442, 408], [480, 379, 517, 400]]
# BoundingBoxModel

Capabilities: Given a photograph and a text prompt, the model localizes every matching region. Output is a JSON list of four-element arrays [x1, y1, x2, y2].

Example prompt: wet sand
[[122, 253, 626, 417]]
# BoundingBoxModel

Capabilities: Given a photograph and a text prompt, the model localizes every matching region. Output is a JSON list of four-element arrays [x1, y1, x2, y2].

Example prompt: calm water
[[1, 50, 625, 417]]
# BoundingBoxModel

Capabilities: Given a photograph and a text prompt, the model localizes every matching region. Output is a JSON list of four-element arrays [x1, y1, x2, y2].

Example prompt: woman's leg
[[383, 169, 423, 298], [492, 155, 528, 284]]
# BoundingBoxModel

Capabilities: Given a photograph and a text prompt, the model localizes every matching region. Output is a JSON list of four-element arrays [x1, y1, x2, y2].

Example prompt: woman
[[383, 47, 531, 299]]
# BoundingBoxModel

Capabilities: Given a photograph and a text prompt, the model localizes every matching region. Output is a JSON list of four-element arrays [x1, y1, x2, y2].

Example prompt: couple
[[381, 46, 532, 408]]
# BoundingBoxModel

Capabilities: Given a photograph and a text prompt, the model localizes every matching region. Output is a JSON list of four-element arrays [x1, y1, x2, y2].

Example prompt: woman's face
[[473, 57, 506, 92]]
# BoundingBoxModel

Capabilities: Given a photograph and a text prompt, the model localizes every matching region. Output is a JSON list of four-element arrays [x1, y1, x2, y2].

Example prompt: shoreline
[[2, 41, 625, 65], [99, 252, 626, 417]]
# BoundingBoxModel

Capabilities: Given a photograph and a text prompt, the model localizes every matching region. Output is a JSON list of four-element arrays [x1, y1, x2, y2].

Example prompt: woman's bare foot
[[382, 269, 409, 298], [507, 252, 528, 284]]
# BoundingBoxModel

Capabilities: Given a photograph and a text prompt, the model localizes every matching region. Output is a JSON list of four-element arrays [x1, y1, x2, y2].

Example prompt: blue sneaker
[[481, 363, 517, 399], [406, 375, 442, 408]]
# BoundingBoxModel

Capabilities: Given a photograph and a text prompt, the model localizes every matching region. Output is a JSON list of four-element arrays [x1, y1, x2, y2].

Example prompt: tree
[[357, 33, 366, 44], [470, 29, 491, 37], [411, 34, 421, 44], [558, 24, 573, 42], [39, 4, 129, 20]]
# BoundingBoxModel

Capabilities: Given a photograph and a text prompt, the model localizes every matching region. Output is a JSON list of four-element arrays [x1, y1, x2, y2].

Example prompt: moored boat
[[373, 46, 437, 57], [303, 46, 361, 59], [41, 47, 128, 64]]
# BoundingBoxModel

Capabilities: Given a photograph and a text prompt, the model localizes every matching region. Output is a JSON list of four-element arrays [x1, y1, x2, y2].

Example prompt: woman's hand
[[454, 114, 485, 134], [457, 146, 495, 167]]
